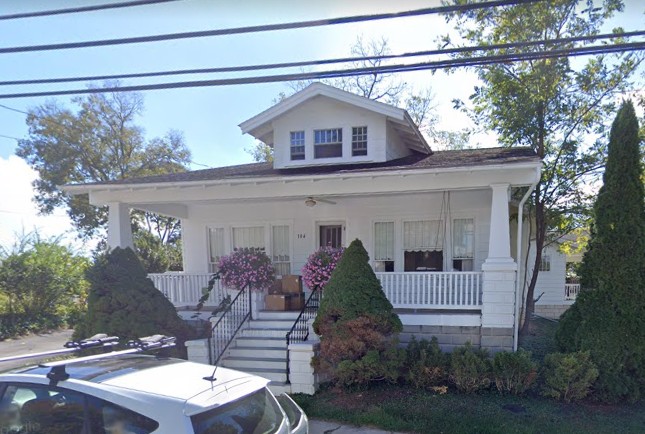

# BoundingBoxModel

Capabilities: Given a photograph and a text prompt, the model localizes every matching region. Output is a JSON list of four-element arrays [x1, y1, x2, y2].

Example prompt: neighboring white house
[[64, 83, 547, 391]]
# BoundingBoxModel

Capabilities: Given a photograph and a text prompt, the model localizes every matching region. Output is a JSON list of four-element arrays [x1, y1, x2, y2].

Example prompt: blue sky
[[0, 0, 642, 248]]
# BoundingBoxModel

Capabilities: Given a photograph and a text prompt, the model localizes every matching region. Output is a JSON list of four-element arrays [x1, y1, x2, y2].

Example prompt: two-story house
[[64, 83, 548, 392]]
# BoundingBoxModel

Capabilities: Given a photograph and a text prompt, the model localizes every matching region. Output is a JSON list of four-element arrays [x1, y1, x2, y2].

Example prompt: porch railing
[[208, 286, 251, 365], [148, 273, 224, 307], [376, 271, 483, 310], [285, 290, 322, 384], [565, 283, 580, 301]]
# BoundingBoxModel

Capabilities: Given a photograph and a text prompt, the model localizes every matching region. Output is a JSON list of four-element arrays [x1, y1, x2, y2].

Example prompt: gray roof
[[71, 147, 539, 187]]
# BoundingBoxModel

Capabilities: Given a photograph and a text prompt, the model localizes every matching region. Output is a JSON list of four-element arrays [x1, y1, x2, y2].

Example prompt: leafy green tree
[[444, 0, 642, 333], [313, 239, 403, 387], [75, 247, 191, 345], [133, 230, 183, 273], [557, 100, 644, 402], [0, 232, 89, 330], [16, 85, 191, 242]]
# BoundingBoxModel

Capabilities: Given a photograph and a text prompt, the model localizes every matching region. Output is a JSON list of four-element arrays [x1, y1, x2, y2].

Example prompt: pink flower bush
[[302, 246, 345, 291], [218, 248, 275, 291]]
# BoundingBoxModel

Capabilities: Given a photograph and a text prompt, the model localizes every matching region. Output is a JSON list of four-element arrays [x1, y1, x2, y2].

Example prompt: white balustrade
[[147, 273, 224, 307], [376, 272, 483, 310], [565, 283, 580, 301]]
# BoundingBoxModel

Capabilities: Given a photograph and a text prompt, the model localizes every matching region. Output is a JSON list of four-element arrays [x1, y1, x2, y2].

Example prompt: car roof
[[13, 355, 268, 406]]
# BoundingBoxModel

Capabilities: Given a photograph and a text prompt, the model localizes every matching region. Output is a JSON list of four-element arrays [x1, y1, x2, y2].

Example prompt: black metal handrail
[[208, 284, 251, 365], [285, 289, 321, 383]]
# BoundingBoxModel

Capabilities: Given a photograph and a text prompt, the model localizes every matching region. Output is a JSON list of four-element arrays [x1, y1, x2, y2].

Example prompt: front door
[[319, 225, 343, 248]]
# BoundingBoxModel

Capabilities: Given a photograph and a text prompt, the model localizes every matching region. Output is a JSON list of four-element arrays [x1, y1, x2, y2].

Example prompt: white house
[[64, 83, 548, 392]]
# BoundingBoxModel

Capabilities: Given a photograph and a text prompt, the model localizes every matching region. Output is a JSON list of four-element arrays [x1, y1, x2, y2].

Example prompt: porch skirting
[[534, 304, 570, 320], [400, 324, 513, 353]]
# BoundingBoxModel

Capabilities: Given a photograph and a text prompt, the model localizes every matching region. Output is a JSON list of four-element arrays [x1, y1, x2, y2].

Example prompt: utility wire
[[0, 42, 641, 99], [0, 133, 20, 141], [0, 103, 28, 115], [0, 0, 542, 54], [1, 30, 641, 86], [0, 0, 180, 21]]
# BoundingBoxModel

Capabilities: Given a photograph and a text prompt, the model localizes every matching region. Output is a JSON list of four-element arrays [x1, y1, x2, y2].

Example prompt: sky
[[0, 0, 643, 250]]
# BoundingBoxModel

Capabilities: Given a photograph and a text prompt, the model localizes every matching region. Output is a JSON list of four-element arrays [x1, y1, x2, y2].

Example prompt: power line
[[0, 41, 641, 99], [0, 133, 20, 141], [0, 0, 181, 21], [1, 30, 642, 87], [0, 0, 542, 54], [0, 103, 28, 115]]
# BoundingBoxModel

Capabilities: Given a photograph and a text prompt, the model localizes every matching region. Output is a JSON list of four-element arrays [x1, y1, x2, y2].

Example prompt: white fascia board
[[239, 82, 406, 136], [64, 160, 541, 198]]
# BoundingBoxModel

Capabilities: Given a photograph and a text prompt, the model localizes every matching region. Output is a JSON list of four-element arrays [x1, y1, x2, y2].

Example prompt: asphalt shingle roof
[[73, 147, 538, 187]]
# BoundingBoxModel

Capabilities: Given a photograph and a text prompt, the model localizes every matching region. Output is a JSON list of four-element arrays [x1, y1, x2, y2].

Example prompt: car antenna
[[203, 364, 218, 387]]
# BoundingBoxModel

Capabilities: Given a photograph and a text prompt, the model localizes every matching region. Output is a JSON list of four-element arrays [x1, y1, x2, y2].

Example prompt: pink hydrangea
[[218, 248, 275, 291], [302, 246, 345, 291]]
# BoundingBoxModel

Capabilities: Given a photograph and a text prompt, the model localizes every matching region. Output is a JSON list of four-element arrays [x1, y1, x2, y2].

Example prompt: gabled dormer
[[239, 83, 432, 169]]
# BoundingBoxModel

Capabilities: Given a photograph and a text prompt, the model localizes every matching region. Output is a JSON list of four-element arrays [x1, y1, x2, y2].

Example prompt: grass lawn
[[293, 385, 645, 434]]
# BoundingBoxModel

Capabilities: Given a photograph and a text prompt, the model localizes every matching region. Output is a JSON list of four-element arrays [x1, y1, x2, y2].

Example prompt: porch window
[[374, 222, 394, 272], [271, 225, 291, 276], [351, 126, 368, 156], [452, 218, 474, 271], [290, 131, 305, 160], [314, 128, 342, 159], [232, 226, 265, 250], [403, 220, 444, 272], [539, 254, 551, 272], [208, 227, 225, 273]]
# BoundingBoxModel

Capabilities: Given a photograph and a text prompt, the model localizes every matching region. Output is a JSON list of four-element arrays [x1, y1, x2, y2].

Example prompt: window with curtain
[[208, 227, 225, 273], [539, 254, 551, 272], [374, 221, 394, 272], [452, 218, 474, 271], [232, 226, 265, 250], [271, 225, 291, 276], [403, 220, 444, 271]]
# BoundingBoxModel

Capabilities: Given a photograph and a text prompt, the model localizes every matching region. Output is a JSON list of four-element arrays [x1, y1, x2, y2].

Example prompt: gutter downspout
[[514, 171, 540, 351]]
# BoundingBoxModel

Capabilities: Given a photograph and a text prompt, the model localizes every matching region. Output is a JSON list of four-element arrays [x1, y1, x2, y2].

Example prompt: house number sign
[[297, 233, 306, 239]]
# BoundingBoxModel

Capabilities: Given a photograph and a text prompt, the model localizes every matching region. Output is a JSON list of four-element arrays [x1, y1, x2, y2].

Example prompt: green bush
[[405, 337, 450, 389], [492, 349, 537, 395], [449, 343, 492, 393], [541, 351, 599, 403], [74, 247, 192, 348], [313, 239, 402, 388]]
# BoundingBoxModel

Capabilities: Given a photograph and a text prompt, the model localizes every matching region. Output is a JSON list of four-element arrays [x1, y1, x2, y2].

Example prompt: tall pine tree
[[557, 100, 645, 402]]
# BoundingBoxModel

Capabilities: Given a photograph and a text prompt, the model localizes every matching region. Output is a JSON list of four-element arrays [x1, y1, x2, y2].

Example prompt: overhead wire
[[0, 30, 641, 86], [0, 0, 181, 21], [0, 0, 542, 54], [0, 41, 641, 99]]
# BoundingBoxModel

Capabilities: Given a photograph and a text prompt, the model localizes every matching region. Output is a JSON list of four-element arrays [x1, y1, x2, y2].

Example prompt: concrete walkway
[[0, 329, 73, 371], [310, 419, 408, 434]]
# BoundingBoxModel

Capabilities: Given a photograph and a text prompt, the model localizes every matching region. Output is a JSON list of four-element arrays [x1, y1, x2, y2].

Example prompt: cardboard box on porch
[[265, 294, 290, 311], [289, 293, 305, 311], [281, 275, 303, 294], [269, 279, 282, 295]]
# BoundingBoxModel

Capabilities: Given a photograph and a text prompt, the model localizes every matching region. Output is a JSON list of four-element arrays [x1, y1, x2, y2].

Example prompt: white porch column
[[481, 183, 516, 352], [106, 202, 133, 250]]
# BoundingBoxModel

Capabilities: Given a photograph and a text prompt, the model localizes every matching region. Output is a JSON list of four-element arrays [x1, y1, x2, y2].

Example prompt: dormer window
[[352, 126, 368, 156], [314, 128, 342, 159], [290, 131, 305, 160]]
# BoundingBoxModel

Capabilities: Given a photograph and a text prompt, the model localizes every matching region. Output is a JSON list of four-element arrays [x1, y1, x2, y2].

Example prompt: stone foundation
[[534, 304, 570, 320], [401, 324, 513, 353]]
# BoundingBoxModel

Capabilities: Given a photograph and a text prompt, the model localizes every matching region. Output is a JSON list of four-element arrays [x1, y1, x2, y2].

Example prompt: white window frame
[[539, 254, 551, 272], [351, 126, 368, 156], [231, 225, 266, 251], [207, 227, 225, 273], [452, 217, 475, 272], [271, 224, 291, 277], [373, 221, 395, 272], [402, 219, 445, 272], [290, 130, 305, 161], [314, 128, 343, 159]]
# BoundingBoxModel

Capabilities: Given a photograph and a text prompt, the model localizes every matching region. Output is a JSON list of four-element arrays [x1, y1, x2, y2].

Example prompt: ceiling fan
[[304, 196, 336, 207]]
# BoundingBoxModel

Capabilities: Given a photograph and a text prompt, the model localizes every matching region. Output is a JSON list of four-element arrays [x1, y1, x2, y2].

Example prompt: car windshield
[[191, 388, 284, 434]]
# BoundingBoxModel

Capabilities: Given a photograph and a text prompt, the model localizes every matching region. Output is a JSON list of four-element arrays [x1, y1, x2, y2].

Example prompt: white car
[[0, 338, 308, 434]]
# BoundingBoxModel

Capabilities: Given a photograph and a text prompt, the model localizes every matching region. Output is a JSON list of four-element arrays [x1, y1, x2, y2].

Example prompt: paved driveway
[[0, 329, 73, 371]]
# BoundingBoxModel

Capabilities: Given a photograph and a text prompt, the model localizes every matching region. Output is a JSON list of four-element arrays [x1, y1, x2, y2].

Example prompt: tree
[[0, 232, 89, 330], [247, 37, 469, 162], [557, 100, 644, 402], [16, 85, 191, 241], [75, 247, 191, 345], [312, 239, 403, 387], [444, 0, 642, 334]]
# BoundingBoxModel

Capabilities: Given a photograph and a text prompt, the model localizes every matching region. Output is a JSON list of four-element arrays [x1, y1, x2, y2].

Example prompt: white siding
[[528, 244, 569, 306], [182, 189, 493, 276]]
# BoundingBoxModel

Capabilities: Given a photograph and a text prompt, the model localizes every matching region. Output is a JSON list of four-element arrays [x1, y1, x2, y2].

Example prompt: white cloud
[[0, 155, 81, 251]]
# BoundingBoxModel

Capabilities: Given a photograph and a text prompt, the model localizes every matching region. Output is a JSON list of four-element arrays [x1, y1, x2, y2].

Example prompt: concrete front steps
[[219, 310, 300, 395]]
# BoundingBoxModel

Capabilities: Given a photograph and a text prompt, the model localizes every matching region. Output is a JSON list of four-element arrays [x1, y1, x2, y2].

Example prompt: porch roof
[[64, 147, 538, 191]]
